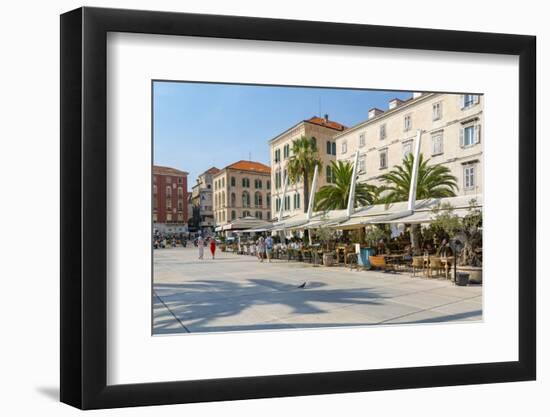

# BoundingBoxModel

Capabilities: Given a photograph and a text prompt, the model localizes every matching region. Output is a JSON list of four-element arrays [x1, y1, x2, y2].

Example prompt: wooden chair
[[347, 253, 358, 270], [411, 256, 424, 277], [429, 257, 444, 277]]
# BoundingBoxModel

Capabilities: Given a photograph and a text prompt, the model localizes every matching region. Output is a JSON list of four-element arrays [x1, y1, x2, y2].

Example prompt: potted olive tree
[[315, 220, 336, 266], [430, 200, 483, 283], [364, 224, 390, 248]]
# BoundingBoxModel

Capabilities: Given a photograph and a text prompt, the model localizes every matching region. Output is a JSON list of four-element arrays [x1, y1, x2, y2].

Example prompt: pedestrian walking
[[265, 235, 273, 263], [210, 237, 217, 259], [197, 235, 204, 259], [256, 236, 265, 262]]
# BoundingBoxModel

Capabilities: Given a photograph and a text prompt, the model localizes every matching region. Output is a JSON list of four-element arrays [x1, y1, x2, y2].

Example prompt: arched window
[[267, 212, 271, 220], [255, 211, 262, 219], [214, 193, 218, 209], [254, 191, 262, 208], [231, 176, 236, 187], [266, 194, 271, 207], [230, 192, 236, 207], [311, 136, 317, 149], [231, 210, 236, 220], [243, 210, 251, 217], [242, 177, 250, 188], [221, 191, 225, 207], [222, 211, 225, 222], [242, 191, 250, 208]]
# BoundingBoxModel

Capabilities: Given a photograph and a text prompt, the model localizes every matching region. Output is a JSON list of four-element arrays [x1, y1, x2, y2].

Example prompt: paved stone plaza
[[153, 247, 482, 334]]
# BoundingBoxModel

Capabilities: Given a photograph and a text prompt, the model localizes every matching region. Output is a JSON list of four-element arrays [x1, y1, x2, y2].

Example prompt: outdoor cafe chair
[[429, 257, 444, 277], [411, 256, 424, 277]]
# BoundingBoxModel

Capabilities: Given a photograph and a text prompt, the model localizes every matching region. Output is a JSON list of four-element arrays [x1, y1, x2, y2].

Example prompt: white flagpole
[[346, 151, 360, 218], [407, 129, 423, 211], [306, 164, 319, 220]]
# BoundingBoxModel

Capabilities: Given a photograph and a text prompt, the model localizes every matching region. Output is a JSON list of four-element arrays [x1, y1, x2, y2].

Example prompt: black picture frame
[[60, 6, 536, 410]]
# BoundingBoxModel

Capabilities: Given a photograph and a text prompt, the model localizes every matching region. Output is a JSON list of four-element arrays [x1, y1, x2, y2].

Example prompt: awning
[[370, 207, 476, 224], [218, 216, 273, 232], [331, 194, 482, 229], [242, 225, 275, 233]]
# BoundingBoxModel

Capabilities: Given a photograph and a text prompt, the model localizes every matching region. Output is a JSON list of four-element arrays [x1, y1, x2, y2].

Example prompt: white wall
[[0, 0, 546, 416]]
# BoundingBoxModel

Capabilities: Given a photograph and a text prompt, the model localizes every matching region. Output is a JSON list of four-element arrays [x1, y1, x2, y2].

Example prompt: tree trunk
[[410, 223, 421, 255]]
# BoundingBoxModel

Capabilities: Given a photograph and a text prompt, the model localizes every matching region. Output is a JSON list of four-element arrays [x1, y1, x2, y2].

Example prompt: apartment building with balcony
[[333, 93, 483, 196], [268, 115, 346, 219], [212, 160, 272, 227], [152, 165, 189, 234]]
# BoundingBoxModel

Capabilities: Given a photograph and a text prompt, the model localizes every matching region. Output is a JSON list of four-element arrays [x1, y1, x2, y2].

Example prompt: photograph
[[152, 82, 484, 335]]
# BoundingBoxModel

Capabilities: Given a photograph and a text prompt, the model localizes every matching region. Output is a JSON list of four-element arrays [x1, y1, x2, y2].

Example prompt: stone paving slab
[[153, 247, 483, 334]]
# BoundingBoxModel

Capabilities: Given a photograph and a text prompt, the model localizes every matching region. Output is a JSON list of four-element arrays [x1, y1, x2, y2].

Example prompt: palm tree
[[287, 136, 322, 213], [379, 153, 458, 252], [315, 160, 379, 211]]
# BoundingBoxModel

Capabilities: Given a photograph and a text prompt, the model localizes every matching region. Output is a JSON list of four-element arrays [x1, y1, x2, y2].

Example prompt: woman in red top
[[209, 238, 216, 259]]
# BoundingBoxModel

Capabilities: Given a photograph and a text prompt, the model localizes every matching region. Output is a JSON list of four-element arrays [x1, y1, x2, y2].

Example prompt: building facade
[[191, 167, 219, 233], [212, 160, 272, 227], [152, 165, 189, 234], [269, 115, 346, 219], [333, 93, 484, 196]]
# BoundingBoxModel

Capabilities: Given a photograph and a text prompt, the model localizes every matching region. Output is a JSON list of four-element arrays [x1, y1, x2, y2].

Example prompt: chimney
[[388, 98, 404, 110], [413, 92, 423, 99], [368, 108, 384, 119], [324, 113, 329, 123]]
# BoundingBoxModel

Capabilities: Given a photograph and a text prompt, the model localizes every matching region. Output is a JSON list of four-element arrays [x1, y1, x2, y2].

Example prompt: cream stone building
[[191, 167, 219, 233], [212, 160, 272, 227], [268, 115, 346, 219], [334, 93, 483, 196]]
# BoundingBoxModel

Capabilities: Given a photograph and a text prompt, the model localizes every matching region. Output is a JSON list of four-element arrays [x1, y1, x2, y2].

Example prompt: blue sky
[[153, 81, 412, 187]]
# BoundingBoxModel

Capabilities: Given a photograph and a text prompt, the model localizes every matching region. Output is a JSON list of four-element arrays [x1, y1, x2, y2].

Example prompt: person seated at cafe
[[376, 239, 386, 255], [403, 244, 413, 262], [437, 238, 454, 257], [422, 241, 433, 255]]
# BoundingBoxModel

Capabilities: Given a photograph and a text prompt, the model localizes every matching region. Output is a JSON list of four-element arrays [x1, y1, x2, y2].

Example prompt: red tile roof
[[225, 160, 271, 174], [204, 166, 220, 175], [153, 165, 188, 176], [305, 116, 346, 131]]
